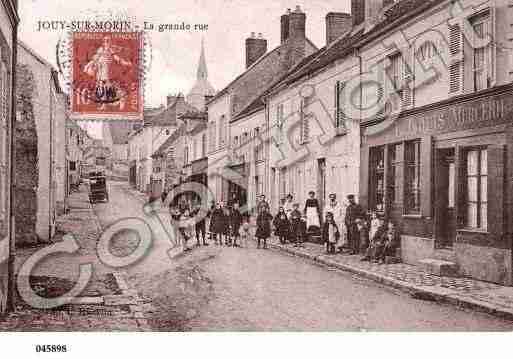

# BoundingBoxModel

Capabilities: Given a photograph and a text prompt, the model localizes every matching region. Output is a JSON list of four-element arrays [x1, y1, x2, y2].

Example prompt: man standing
[[193, 201, 208, 246], [345, 194, 365, 255]]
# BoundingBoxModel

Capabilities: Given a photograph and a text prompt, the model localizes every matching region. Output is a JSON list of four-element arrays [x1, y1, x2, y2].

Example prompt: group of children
[[208, 201, 250, 247], [169, 196, 399, 264], [356, 212, 400, 264]]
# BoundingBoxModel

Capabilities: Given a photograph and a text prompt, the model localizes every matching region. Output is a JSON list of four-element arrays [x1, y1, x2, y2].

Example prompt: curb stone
[[269, 242, 513, 321]]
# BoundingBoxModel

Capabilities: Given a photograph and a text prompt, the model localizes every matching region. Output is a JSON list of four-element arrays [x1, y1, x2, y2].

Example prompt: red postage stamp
[[71, 31, 143, 121]]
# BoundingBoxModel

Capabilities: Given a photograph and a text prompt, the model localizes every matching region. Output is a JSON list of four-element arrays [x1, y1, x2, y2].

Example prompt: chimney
[[245, 32, 268, 68], [351, 0, 365, 27], [288, 5, 306, 40], [280, 8, 291, 43], [325, 12, 352, 45]]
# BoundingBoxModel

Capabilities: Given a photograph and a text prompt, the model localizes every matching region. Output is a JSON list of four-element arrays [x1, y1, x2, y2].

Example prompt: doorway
[[435, 148, 456, 247], [318, 158, 326, 210]]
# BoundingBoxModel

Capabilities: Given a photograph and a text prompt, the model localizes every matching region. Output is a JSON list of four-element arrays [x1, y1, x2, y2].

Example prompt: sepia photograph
[[1, 0, 513, 356]]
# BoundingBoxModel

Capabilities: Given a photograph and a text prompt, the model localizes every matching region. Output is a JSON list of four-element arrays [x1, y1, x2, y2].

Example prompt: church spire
[[196, 38, 208, 80]]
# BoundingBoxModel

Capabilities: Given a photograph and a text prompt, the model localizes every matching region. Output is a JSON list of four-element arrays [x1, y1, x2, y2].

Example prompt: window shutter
[[335, 81, 346, 127], [490, 5, 497, 87], [487, 145, 504, 237], [376, 83, 385, 118], [402, 49, 413, 109], [449, 23, 463, 94], [300, 99, 309, 142]]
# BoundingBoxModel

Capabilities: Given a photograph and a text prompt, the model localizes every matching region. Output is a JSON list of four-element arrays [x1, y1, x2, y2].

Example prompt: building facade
[[128, 94, 194, 194], [0, 0, 17, 314], [265, 13, 359, 213], [16, 42, 65, 244], [53, 72, 68, 215], [356, 0, 513, 284], [208, 6, 318, 208], [151, 110, 208, 203]]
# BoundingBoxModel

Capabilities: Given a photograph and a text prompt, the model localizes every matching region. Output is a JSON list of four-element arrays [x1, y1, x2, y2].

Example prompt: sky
[[19, 0, 351, 137]]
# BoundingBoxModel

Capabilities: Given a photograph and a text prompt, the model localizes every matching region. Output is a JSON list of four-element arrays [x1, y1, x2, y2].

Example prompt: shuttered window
[[449, 23, 463, 94], [276, 103, 285, 145], [402, 49, 413, 108], [471, 11, 492, 92], [386, 51, 413, 110], [335, 81, 347, 127], [299, 99, 309, 143]]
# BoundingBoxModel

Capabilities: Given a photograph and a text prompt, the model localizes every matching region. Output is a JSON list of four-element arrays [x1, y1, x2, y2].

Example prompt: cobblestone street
[[3, 180, 513, 331], [91, 181, 513, 331], [0, 184, 142, 331]]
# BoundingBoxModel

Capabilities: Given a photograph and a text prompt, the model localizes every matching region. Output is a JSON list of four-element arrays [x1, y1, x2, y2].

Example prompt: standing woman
[[304, 191, 321, 233], [230, 202, 243, 247], [273, 206, 290, 244], [255, 206, 273, 249], [210, 202, 224, 245], [324, 194, 346, 251]]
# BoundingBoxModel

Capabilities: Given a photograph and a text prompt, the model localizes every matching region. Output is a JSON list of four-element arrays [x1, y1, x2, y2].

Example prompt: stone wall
[[15, 64, 38, 246]]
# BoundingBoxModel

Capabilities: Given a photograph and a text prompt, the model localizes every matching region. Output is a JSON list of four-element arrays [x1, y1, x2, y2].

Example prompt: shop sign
[[392, 91, 513, 138]]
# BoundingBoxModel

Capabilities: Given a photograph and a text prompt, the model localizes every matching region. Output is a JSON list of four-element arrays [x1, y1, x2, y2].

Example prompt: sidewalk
[[268, 237, 513, 320], [0, 185, 148, 331]]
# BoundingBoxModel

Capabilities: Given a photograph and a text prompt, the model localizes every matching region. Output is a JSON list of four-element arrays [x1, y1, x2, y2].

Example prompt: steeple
[[197, 38, 208, 80], [187, 38, 216, 111]]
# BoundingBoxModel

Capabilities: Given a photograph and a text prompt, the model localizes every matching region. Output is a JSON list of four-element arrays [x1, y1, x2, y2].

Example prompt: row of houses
[[16, 41, 95, 245], [135, 0, 513, 286], [0, 0, 93, 315]]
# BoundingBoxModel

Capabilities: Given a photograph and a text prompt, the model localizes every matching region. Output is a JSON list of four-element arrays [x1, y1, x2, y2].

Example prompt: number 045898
[[35, 345, 68, 353]]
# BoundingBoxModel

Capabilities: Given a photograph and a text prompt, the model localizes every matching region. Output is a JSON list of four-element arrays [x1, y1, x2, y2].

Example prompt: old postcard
[[1, 0, 513, 356]]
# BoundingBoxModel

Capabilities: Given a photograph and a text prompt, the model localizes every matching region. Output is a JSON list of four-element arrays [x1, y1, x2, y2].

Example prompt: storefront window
[[370, 146, 385, 212], [388, 144, 399, 204], [405, 140, 421, 214], [448, 162, 455, 208], [466, 148, 487, 229]]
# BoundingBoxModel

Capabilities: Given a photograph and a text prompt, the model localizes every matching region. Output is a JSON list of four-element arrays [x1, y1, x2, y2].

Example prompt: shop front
[[225, 162, 248, 209], [360, 84, 513, 285], [185, 157, 209, 206]]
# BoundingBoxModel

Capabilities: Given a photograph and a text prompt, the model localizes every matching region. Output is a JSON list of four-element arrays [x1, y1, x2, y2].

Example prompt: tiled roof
[[178, 110, 207, 120], [152, 125, 185, 158], [233, 46, 328, 120], [280, 29, 364, 87], [241, 0, 445, 107], [144, 96, 196, 127], [207, 36, 318, 118]]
